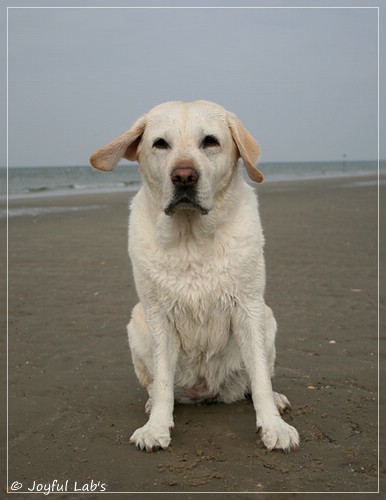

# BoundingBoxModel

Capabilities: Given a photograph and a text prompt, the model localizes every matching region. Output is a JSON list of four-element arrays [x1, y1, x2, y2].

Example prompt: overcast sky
[[2, 1, 383, 166]]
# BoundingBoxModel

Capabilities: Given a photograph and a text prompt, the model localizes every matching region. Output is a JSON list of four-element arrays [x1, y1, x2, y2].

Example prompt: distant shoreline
[[1, 160, 384, 201]]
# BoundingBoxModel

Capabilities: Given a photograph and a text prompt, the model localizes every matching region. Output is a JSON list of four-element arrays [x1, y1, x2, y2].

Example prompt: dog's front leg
[[130, 310, 179, 452], [233, 300, 299, 451]]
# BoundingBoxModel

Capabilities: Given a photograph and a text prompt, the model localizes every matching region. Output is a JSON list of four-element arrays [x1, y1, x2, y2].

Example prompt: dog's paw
[[273, 391, 291, 414], [259, 417, 299, 451], [130, 421, 172, 452]]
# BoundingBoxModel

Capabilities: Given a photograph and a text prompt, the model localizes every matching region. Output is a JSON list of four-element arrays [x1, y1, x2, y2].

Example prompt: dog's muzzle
[[164, 166, 210, 216]]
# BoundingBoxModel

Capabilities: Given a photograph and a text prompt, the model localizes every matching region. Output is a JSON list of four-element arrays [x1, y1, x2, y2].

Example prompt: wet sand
[[2, 175, 383, 495]]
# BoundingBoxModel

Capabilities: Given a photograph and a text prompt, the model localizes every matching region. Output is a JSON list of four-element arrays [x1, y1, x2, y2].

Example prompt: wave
[[0, 204, 107, 219], [22, 181, 141, 195]]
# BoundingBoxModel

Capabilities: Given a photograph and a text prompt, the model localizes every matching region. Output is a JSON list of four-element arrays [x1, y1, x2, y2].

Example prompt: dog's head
[[90, 101, 263, 216]]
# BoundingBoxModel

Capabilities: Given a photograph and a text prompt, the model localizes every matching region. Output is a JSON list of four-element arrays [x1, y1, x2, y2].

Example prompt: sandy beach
[[2, 174, 383, 495]]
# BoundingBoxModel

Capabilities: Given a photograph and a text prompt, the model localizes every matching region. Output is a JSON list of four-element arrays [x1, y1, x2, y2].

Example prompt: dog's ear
[[90, 116, 146, 171], [226, 113, 263, 183]]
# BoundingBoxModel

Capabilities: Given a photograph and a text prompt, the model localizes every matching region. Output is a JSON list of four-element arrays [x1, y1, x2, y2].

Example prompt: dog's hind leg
[[127, 302, 154, 413]]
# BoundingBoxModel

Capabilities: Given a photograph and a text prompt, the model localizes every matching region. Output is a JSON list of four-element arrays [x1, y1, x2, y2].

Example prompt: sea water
[[1, 164, 141, 198], [0, 160, 383, 200]]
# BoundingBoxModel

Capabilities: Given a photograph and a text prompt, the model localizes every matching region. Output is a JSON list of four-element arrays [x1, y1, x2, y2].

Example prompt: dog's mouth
[[164, 190, 210, 216]]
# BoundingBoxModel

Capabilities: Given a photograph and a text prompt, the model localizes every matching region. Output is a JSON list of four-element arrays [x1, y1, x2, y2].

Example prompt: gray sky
[[2, 1, 382, 166]]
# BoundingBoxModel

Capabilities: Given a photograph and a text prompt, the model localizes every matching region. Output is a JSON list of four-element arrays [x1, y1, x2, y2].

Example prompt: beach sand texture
[[3, 175, 383, 494]]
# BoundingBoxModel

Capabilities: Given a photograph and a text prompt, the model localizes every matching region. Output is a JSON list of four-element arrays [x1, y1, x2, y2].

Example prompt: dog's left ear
[[226, 114, 263, 183], [90, 116, 146, 172]]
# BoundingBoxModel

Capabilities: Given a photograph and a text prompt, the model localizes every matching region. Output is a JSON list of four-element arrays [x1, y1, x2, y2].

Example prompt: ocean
[[0, 160, 383, 200]]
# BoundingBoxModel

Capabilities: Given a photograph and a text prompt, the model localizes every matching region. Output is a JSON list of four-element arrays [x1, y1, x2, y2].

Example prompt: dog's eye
[[153, 138, 170, 150], [201, 135, 220, 148]]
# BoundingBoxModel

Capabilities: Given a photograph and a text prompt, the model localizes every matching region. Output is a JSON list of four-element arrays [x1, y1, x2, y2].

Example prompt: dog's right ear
[[90, 116, 146, 171]]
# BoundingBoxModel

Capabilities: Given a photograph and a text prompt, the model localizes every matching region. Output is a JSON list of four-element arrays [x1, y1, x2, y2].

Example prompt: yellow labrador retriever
[[90, 100, 299, 452]]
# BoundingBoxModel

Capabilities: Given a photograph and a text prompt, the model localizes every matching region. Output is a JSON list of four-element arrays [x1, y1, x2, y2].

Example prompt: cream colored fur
[[90, 100, 299, 452]]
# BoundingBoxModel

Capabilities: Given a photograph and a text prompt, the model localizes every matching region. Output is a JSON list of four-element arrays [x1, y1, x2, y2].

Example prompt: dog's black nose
[[171, 167, 199, 188]]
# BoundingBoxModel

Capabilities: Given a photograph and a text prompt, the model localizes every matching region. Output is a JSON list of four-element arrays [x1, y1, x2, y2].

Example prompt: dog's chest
[[148, 240, 238, 353], [152, 245, 236, 308]]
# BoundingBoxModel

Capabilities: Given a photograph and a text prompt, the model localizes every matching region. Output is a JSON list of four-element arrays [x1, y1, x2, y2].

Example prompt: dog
[[90, 100, 299, 452]]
